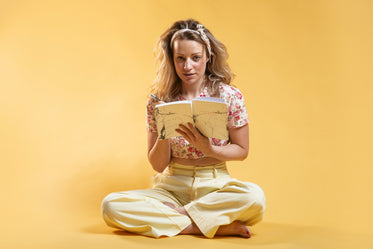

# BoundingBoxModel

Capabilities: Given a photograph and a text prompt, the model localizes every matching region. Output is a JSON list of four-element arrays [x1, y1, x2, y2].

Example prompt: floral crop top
[[146, 82, 249, 159]]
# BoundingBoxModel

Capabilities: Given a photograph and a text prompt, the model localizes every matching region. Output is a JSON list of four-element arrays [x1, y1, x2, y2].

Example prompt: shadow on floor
[[82, 221, 373, 249], [82, 221, 327, 244]]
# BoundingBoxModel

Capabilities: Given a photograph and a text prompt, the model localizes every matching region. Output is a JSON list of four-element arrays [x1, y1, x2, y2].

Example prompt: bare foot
[[180, 220, 251, 238], [215, 221, 251, 238], [172, 206, 251, 238]]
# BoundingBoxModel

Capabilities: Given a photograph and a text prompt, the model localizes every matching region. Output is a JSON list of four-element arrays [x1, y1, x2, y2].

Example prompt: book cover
[[155, 97, 228, 140]]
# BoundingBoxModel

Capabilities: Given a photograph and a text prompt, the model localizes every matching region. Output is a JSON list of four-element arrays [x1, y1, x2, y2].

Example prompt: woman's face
[[173, 39, 209, 87]]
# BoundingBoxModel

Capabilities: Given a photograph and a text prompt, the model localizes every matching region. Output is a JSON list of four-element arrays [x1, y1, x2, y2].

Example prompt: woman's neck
[[181, 78, 205, 100]]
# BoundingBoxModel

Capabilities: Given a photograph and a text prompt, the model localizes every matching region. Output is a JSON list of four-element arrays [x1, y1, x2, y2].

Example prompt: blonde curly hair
[[150, 19, 234, 102]]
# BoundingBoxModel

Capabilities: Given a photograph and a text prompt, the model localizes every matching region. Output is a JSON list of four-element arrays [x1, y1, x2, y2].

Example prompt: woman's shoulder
[[146, 96, 158, 105], [218, 82, 244, 100], [146, 96, 159, 115]]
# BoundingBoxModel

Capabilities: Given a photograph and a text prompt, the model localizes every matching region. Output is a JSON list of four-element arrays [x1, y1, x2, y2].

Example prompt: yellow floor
[[3, 216, 373, 249]]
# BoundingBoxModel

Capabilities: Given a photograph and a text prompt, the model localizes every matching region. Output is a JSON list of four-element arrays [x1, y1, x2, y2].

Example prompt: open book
[[154, 97, 228, 140]]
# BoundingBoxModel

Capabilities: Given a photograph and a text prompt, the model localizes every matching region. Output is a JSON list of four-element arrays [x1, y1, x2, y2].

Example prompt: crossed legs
[[163, 202, 251, 238], [102, 181, 265, 238]]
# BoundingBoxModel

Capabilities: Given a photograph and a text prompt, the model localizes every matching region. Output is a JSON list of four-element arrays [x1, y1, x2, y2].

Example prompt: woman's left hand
[[175, 123, 213, 156]]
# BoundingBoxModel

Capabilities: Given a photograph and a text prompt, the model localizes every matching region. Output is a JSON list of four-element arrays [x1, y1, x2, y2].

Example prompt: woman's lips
[[184, 73, 195, 78]]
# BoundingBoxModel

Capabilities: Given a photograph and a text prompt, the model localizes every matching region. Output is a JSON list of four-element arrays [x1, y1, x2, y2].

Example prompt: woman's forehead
[[173, 39, 204, 54]]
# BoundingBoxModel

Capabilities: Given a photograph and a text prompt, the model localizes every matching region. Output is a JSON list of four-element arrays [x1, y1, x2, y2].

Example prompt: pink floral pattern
[[146, 82, 249, 159], [146, 97, 158, 133]]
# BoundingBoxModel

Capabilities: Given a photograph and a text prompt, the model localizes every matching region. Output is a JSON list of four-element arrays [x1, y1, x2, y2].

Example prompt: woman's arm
[[210, 124, 249, 161], [146, 97, 171, 172], [147, 131, 171, 172], [176, 123, 249, 162]]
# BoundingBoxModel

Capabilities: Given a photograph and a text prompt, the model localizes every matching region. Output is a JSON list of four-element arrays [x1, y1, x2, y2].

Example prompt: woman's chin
[[181, 77, 203, 86]]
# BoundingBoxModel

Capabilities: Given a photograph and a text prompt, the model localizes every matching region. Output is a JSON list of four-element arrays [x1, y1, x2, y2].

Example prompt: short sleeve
[[227, 88, 249, 128], [146, 97, 158, 133]]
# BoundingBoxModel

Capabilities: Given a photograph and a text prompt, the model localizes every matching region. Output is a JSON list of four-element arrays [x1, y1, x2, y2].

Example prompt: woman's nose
[[184, 59, 192, 70]]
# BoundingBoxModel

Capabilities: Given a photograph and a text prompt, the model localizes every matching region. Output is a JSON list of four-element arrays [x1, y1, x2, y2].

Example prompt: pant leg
[[184, 178, 266, 238], [101, 188, 192, 238]]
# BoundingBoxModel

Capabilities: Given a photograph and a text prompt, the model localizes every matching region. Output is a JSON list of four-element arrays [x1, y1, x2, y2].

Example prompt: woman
[[102, 19, 265, 239]]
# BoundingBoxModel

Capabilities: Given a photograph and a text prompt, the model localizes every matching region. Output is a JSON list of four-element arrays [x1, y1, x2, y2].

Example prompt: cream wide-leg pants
[[101, 162, 266, 238]]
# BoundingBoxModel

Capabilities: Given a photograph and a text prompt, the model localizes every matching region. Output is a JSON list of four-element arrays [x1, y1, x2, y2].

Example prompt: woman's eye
[[193, 56, 200, 60], [176, 56, 184, 61]]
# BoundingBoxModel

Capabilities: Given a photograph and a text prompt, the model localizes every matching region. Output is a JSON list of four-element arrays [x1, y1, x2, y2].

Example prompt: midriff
[[171, 156, 223, 166]]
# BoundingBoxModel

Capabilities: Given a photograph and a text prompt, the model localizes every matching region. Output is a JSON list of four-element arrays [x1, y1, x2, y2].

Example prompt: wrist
[[203, 145, 217, 158], [157, 138, 169, 144]]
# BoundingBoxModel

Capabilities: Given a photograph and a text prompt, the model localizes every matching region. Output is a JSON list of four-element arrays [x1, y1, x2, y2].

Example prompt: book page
[[192, 99, 228, 140], [155, 101, 193, 139]]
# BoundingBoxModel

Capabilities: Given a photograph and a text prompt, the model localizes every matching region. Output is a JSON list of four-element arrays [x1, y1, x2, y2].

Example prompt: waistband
[[164, 161, 228, 177]]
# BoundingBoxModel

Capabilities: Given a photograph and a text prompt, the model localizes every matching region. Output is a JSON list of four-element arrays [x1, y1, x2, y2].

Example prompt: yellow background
[[1, 0, 372, 248]]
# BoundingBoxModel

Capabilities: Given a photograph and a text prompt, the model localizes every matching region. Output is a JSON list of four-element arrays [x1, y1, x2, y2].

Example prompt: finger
[[187, 122, 201, 137], [178, 124, 195, 138], [155, 101, 165, 106], [175, 128, 191, 142], [187, 123, 206, 139], [178, 123, 189, 131]]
